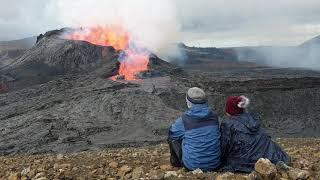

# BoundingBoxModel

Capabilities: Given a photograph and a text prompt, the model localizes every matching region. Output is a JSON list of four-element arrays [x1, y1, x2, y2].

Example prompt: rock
[[147, 170, 160, 179], [160, 164, 172, 171], [192, 168, 203, 174], [131, 153, 138, 158], [59, 163, 72, 170], [21, 176, 28, 180], [276, 161, 291, 179], [53, 163, 71, 171], [164, 171, 177, 178], [151, 162, 159, 167], [216, 172, 235, 180], [109, 161, 119, 168], [91, 169, 98, 174], [247, 171, 259, 180], [255, 158, 277, 179], [27, 170, 36, 178], [132, 167, 144, 179], [53, 163, 59, 170], [21, 166, 31, 175], [56, 154, 64, 160], [34, 172, 46, 179], [118, 165, 132, 177], [34, 160, 41, 163], [142, 83, 156, 93], [34, 178, 48, 180], [288, 169, 310, 180], [37, 168, 45, 172], [298, 159, 310, 170], [178, 174, 184, 178], [8, 173, 21, 180]]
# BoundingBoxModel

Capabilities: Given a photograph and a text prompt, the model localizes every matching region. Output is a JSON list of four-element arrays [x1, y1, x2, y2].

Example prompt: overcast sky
[[1, 0, 320, 47]]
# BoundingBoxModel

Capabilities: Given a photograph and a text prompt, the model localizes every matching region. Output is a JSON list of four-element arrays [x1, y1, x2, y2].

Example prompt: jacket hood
[[185, 103, 213, 119], [236, 113, 261, 132]]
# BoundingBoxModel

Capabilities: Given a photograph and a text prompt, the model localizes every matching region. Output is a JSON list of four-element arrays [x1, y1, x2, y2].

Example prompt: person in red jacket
[[220, 95, 291, 173]]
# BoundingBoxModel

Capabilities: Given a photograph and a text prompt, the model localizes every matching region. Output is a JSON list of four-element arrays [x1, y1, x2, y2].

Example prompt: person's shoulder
[[174, 116, 183, 123], [244, 112, 261, 121], [220, 118, 234, 127]]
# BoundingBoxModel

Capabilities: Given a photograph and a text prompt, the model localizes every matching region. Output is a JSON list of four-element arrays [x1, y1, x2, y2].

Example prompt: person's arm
[[220, 121, 232, 163], [168, 117, 185, 140]]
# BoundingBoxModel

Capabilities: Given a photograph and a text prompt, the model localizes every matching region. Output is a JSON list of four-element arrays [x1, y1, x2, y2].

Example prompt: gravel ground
[[1, 138, 319, 180]]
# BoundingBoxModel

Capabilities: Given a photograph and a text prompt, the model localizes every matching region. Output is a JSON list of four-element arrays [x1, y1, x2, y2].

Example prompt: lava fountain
[[65, 25, 149, 80]]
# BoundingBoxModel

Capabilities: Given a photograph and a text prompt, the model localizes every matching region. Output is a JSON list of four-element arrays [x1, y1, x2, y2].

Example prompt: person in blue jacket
[[220, 95, 291, 173], [168, 87, 221, 171]]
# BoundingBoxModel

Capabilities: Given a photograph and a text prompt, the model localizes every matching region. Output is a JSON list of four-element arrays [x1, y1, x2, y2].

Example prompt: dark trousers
[[167, 137, 183, 167]]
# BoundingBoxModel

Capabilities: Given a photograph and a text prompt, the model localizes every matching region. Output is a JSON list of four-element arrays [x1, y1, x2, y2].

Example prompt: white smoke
[[45, 0, 181, 56], [1, 0, 320, 69]]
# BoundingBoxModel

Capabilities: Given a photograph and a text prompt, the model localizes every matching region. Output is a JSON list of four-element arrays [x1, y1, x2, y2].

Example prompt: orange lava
[[66, 25, 129, 50], [66, 25, 150, 81], [118, 50, 149, 80]]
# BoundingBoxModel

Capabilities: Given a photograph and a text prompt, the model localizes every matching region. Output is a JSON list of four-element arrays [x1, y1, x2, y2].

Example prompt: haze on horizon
[[1, 0, 320, 48]]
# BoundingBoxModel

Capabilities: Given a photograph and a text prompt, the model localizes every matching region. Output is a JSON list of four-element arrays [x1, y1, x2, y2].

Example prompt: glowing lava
[[66, 25, 149, 80], [118, 50, 149, 80]]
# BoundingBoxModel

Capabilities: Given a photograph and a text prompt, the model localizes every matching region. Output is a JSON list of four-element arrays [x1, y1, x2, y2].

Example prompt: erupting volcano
[[65, 25, 149, 80]]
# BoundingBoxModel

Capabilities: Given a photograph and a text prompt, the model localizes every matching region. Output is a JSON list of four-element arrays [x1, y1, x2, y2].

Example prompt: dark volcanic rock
[[1, 29, 119, 90], [1, 28, 179, 91], [0, 29, 320, 155]]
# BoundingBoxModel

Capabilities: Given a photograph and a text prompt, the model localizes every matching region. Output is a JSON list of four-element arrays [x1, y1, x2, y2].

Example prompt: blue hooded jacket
[[169, 103, 221, 171]]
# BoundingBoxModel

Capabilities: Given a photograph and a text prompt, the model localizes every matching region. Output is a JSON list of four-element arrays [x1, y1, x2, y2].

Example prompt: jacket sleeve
[[168, 117, 185, 140], [220, 121, 232, 163]]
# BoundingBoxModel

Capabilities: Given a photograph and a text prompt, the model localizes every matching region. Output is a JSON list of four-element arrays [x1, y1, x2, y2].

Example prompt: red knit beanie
[[225, 95, 250, 116]]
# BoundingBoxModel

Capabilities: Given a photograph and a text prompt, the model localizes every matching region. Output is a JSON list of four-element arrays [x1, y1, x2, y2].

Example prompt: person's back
[[168, 87, 221, 171], [220, 96, 291, 173]]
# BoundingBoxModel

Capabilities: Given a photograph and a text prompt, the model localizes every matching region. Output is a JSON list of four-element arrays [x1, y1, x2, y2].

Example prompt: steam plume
[[46, 0, 180, 56]]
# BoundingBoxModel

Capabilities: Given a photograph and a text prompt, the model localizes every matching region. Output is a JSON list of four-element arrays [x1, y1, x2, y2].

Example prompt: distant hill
[[299, 35, 320, 48], [0, 37, 36, 69], [164, 43, 262, 71], [0, 36, 36, 50]]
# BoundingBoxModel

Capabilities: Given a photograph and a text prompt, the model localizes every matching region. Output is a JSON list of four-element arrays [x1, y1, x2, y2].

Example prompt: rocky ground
[[1, 138, 319, 180]]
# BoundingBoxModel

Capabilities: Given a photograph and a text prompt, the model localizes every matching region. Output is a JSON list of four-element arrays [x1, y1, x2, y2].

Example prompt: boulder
[[255, 158, 277, 179]]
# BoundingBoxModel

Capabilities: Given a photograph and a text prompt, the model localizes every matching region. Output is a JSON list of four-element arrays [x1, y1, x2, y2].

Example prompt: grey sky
[[1, 0, 320, 47]]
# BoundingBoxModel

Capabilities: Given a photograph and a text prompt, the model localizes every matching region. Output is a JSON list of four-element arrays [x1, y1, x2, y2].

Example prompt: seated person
[[168, 87, 221, 171], [220, 95, 291, 173]]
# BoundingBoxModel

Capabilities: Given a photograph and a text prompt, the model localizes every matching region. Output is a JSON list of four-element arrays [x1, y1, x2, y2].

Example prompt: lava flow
[[65, 25, 149, 80]]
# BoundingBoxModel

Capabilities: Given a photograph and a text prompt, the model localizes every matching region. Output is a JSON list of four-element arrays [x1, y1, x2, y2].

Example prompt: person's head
[[225, 95, 250, 116], [186, 87, 207, 108]]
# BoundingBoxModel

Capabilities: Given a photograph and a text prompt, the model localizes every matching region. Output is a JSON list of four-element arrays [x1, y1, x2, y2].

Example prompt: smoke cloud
[[45, 0, 180, 54], [1, 0, 320, 69], [235, 40, 320, 70]]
